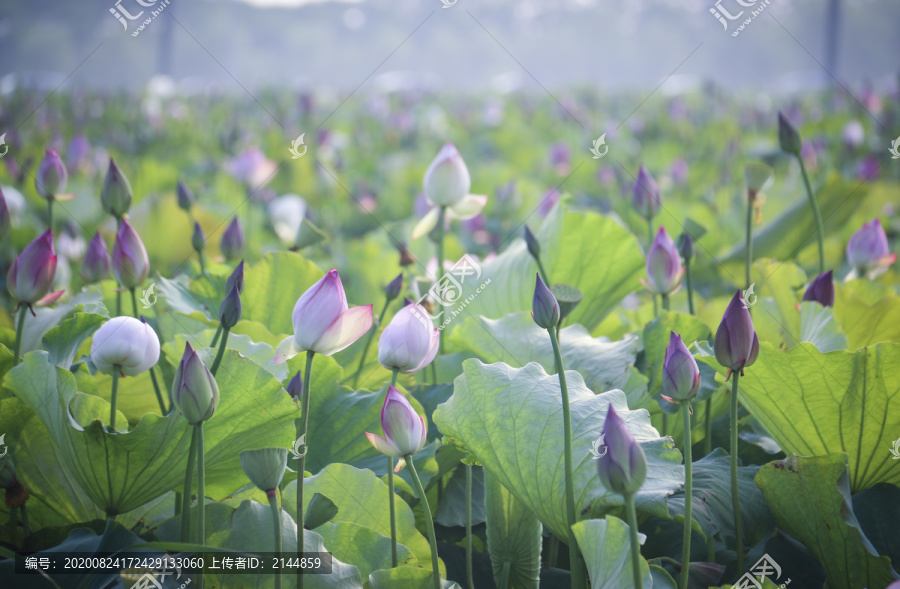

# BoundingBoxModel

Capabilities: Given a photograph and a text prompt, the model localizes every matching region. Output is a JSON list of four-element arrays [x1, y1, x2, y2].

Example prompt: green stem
[[647, 216, 654, 252], [110, 367, 120, 431], [150, 367, 167, 414], [390, 368, 399, 387], [703, 398, 712, 457], [388, 366, 399, 568], [130, 288, 139, 318], [210, 327, 230, 376], [431, 362, 438, 386], [745, 192, 754, 290], [196, 422, 206, 545], [210, 324, 223, 348], [535, 255, 551, 286], [436, 205, 446, 357], [466, 463, 474, 589], [175, 492, 182, 517], [354, 298, 391, 388], [20, 504, 30, 537], [679, 403, 693, 589], [12, 305, 27, 365], [198, 250, 206, 275], [47, 198, 53, 231], [407, 455, 441, 589], [796, 155, 825, 274], [662, 413, 668, 437], [181, 426, 198, 542], [685, 257, 695, 315], [548, 535, 559, 568], [116, 290, 122, 317], [730, 372, 745, 573], [498, 560, 512, 589], [297, 351, 315, 589], [661, 294, 670, 312], [547, 328, 583, 589], [625, 492, 643, 589], [268, 490, 283, 589]]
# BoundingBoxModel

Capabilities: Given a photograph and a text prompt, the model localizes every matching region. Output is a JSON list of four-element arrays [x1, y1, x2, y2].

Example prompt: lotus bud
[[423, 142, 471, 207], [220, 217, 244, 260], [777, 112, 802, 156], [714, 291, 760, 375], [90, 316, 160, 377], [100, 158, 133, 219], [632, 165, 660, 220], [192, 221, 206, 253], [172, 342, 220, 424], [378, 304, 439, 373], [240, 448, 288, 494], [0, 187, 10, 240], [177, 180, 195, 211], [644, 227, 684, 296], [531, 273, 559, 329], [661, 331, 701, 404], [8, 229, 61, 306], [226, 259, 245, 294], [596, 405, 647, 496], [802, 270, 834, 307], [35, 149, 67, 200], [81, 232, 111, 283], [384, 273, 403, 302], [286, 370, 303, 401], [524, 225, 540, 259], [365, 386, 428, 457], [219, 282, 242, 329], [846, 219, 897, 276], [112, 219, 149, 289], [677, 232, 693, 262]]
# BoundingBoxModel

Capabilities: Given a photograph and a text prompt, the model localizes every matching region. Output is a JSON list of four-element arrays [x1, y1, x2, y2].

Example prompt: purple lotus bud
[[423, 142, 471, 207], [219, 282, 242, 329], [286, 370, 303, 401], [384, 273, 403, 301], [112, 218, 150, 289], [677, 232, 693, 261], [365, 386, 427, 457], [226, 259, 244, 294], [0, 187, 10, 240], [8, 229, 60, 305], [172, 342, 219, 424], [220, 217, 244, 260], [661, 331, 700, 403], [644, 227, 683, 296], [378, 304, 439, 373], [35, 149, 68, 200], [531, 273, 560, 329], [524, 225, 540, 259], [90, 316, 160, 377], [177, 180, 195, 211], [192, 221, 206, 253], [596, 405, 647, 496], [714, 291, 760, 374], [802, 270, 834, 307], [632, 165, 660, 220], [777, 111, 802, 155], [846, 219, 896, 275], [101, 158, 133, 219], [81, 232, 111, 284]]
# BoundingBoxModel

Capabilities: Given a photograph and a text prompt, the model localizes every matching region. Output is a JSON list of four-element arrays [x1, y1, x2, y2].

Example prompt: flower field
[[0, 83, 898, 589]]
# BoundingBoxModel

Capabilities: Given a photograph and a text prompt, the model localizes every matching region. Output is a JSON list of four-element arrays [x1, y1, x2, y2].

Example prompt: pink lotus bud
[[35, 149, 68, 200], [661, 331, 700, 403], [644, 227, 683, 295], [378, 304, 439, 373], [112, 219, 149, 289], [7, 229, 60, 305], [365, 386, 427, 457], [90, 316, 160, 377], [846, 219, 896, 276], [596, 405, 647, 496], [423, 143, 471, 207], [714, 291, 760, 374], [81, 232, 111, 284], [632, 165, 660, 220], [220, 217, 244, 260], [274, 269, 373, 362]]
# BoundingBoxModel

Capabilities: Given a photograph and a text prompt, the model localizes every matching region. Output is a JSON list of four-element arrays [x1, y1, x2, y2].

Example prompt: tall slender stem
[[745, 193, 754, 290], [498, 560, 511, 589], [354, 298, 391, 388], [210, 324, 223, 348], [210, 327, 230, 376], [408, 455, 441, 589], [685, 257, 695, 315], [297, 351, 315, 589], [435, 206, 446, 357], [661, 294, 670, 312], [12, 305, 27, 365], [268, 490, 283, 589], [130, 288, 139, 318], [181, 425, 198, 542], [625, 492, 643, 589], [662, 413, 668, 438], [196, 423, 206, 545], [535, 255, 550, 287], [679, 403, 693, 589], [110, 367, 120, 431], [547, 328, 583, 589], [703, 398, 712, 457], [730, 372, 745, 573], [47, 199, 54, 231], [150, 367, 167, 414], [387, 367, 399, 568], [466, 463, 474, 589], [796, 155, 825, 274], [116, 290, 122, 317], [198, 250, 207, 276]]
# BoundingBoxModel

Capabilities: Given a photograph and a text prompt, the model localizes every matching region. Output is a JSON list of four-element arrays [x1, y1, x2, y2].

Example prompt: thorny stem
[[388, 367, 399, 568], [109, 367, 120, 431]]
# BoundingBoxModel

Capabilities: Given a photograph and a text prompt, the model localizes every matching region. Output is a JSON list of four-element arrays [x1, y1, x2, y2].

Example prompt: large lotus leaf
[[242, 252, 328, 337], [755, 453, 899, 589], [483, 470, 541, 589], [368, 567, 459, 589], [163, 328, 287, 381], [699, 342, 900, 492], [282, 463, 445, 577], [571, 517, 653, 589], [435, 465, 486, 528], [448, 312, 646, 403], [746, 259, 807, 348], [834, 280, 900, 349], [41, 312, 106, 369], [316, 521, 418, 580], [447, 205, 644, 335], [432, 360, 683, 541], [4, 350, 296, 515], [797, 301, 847, 353]]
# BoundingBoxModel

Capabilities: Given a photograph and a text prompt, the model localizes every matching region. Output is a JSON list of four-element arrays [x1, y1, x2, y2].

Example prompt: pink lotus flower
[[632, 165, 660, 220], [112, 219, 150, 289], [642, 227, 683, 296], [378, 303, 439, 373], [7, 229, 63, 307], [365, 386, 427, 457], [274, 269, 373, 362], [225, 147, 277, 188], [847, 219, 896, 277]]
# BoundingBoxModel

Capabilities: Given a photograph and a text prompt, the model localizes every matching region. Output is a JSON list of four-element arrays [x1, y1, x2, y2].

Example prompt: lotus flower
[[90, 316, 160, 377], [802, 270, 834, 307], [35, 149, 68, 200], [101, 158, 132, 219], [846, 219, 896, 277], [225, 147, 277, 187], [112, 219, 149, 289], [596, 405, 647, 496], [714, 291, 760, 376], [642, 227, 683, 296], [842, 120, 864, 149], [632, 165, 660, 220], [531, 273, 560, 329], [274, 269, 373, 362], [81, 232, 111, 283], [8, 229, 63, 307], [220, 217, 244, 260], [661, 331, 700, 403], [365, 386, 427, 457], [378, 303, 439, 373], [172, 342, 219, 424], [412, 143, 487, 239]]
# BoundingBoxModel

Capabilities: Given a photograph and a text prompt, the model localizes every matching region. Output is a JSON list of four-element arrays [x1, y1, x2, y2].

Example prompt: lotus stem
[[745, 191, 754, 290], [535, 255, 550, 287], [407, 455, 441, 589], [210, 327, 230, 376], [110, 367, 120, 431], [116, 290, 122, 317], [150, 366, 167, 415], [625, 492, 643, 589], [388, 368, 399, 568], [498, 560, 511, 589], [662, 294, 670, 312], [47, 199, 53, 231], [196, 422, 206, 545], [20, 504, 30, 537], [181, 425, 198, 542], [679, 403, 693, 589], [268, 490, 283, 589], [210, 324, 223, 348], [13, 305, 27, 365], [685, 256, 695, 315], [796, 154, 825, 274], [704, 398, 712, 457], [354, 297, 391, 388], [466, 462, 474, 589], [730, 372, 745, 573], [198, 250, 206, 276], [297, 350, 315, 589], [435, 205, 446, 357], [130, 288, 139, 318]]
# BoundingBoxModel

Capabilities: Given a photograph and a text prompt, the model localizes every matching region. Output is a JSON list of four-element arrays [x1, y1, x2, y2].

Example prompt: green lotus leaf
[[571, 517, 653, 589], [483, 470, 542, 589], [834, 280, 900, 349]]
